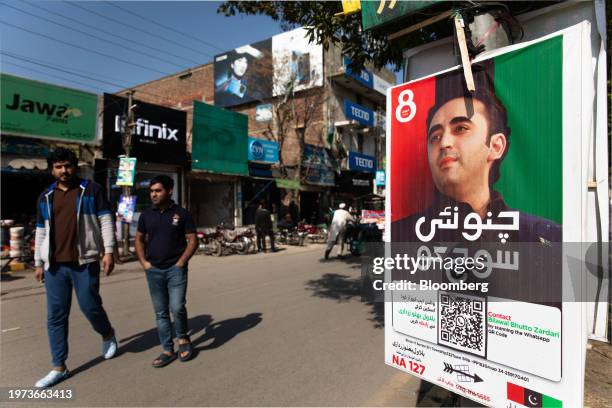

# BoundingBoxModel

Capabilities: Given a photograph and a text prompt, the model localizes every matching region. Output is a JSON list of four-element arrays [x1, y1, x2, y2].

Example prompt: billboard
[[102, 94, 187, 165], [1, 73, 98, 143], [214, 28, 323, 108], [192, 101, 248, 176], [248, 137, 279, 164], [384, 24, 591, 407]]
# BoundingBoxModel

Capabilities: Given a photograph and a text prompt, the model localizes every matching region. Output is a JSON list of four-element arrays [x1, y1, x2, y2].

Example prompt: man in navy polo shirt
[[135, 175, 198, 367]]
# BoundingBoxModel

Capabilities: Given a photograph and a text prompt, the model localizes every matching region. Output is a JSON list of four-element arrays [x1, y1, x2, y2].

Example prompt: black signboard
[[102, 94, 187, 165], [336, 170, 374, 195]]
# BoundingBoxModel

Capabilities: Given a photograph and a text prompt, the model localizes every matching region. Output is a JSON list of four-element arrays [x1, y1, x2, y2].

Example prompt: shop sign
[[385, 26, 588, 407], [102, 94, 187, 165], [361, 1, 437, 31], [375, 170, 386, 186], [344, 99, 374, 127], [343, 56, 373, 88], [1, 73, 98, 143], [1, 136, 49, 157], [275, 178, 300, 190], [255, 104, 273, 122], [116, 157, 136, 186], [192, 101, 248, 176], [348, 151, 376, 173], [248, 137, 279, 163]]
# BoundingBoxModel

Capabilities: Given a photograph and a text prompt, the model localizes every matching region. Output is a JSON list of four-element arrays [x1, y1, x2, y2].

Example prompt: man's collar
[[153, 200, 176, 212]]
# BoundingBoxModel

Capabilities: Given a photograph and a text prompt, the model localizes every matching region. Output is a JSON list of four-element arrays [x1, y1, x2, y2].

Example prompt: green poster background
[[192, 101, 248, 176], [360, 1, 436, 31], [493, 36, 563, 224], [1, 74, 98, 142]]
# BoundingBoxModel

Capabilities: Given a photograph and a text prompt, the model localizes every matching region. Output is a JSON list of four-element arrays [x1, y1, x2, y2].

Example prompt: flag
[[507, 383, 562, 407]]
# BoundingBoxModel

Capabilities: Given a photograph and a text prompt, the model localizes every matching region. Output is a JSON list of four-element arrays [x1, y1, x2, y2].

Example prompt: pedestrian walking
[[255, 200, 275, 252], [324, 203, 353, 260], [33, 147, 118, 388], [135, 175, 198, 367]]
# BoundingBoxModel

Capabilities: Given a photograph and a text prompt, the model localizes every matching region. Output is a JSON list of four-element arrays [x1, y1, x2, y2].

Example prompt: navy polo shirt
[[137, 201, 196, 269]]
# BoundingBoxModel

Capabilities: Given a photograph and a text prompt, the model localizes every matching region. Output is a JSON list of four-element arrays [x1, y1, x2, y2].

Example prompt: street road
[[0, 245, 436, 407]]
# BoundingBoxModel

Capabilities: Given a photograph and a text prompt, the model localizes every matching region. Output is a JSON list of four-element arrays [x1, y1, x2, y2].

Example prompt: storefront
[[333, 151, 376, 209], [242, 138, 281, 225], [100, 93, 187, 233], [0, 74, 98, 223], [300, 144, 336, 223], [191, 101, 248, 227]]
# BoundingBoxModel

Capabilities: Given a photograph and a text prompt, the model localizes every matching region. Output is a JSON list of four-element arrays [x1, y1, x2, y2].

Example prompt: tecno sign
[[114, 116, 179, 141], [344, 99, 374, 127]]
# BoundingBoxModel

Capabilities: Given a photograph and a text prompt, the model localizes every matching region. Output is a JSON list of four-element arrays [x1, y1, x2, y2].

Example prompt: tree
[[217, 1, 410, 72]]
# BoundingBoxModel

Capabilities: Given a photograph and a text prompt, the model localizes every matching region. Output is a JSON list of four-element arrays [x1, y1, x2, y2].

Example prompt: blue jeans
[[44, 262, 114, 367], [145, 265, 189, 352]]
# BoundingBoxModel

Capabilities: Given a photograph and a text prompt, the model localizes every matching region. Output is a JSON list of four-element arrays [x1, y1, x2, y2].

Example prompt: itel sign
[[103, 93, 187, 165]]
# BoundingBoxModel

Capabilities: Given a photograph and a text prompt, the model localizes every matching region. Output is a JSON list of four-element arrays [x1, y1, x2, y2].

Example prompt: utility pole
[[121, 90, 135, 257]]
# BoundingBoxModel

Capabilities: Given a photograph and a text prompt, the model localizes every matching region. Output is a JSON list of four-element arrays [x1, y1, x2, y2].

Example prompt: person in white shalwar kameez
[[325, 203, 353, 259]]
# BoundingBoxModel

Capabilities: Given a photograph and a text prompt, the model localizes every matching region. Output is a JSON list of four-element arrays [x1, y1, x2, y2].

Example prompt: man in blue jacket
[[34, 148, 117, 388]]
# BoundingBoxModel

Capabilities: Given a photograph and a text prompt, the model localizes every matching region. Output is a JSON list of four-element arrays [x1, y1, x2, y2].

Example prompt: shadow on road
[[70, 313, 262, 376], [0, 272, 25, 282], [305, 272, 383, 329]]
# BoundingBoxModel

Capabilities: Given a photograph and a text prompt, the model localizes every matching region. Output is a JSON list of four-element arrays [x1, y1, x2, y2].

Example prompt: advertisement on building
[[385, 25, 590, 407], [214, 28, 323, 108], [348, 151, 376, 174], [1, 73, 98, 143], [248, 137, 279, 164], [344, 100, 375, 127], [214, 39, 273, 108], [272, 27, 323, 96], [302, 144, 336, 187], [102, 93, 187, 165], [192, 101, 248, 176]]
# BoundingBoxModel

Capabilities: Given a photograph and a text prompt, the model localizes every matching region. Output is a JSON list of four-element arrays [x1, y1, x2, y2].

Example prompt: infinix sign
[[113, 116, 179, 141], [103, 93, 186, 165]]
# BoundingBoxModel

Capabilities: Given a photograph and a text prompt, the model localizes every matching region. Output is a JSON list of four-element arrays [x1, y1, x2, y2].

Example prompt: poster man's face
[[426, 98, 506, 199], [231, 57, 248, 77]]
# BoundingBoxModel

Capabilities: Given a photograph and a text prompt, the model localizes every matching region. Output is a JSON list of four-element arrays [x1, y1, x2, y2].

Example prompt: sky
[[0, 1, 287, 94]]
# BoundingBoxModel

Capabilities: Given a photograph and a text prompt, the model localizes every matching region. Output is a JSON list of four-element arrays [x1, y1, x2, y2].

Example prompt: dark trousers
[[145, 265, 189, 352], [44, 262, 114, 367], [256, 228, 275, 251]]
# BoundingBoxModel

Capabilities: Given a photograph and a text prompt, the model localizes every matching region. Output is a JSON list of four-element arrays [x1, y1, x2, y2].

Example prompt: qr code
[[438, 291, 486, 357]]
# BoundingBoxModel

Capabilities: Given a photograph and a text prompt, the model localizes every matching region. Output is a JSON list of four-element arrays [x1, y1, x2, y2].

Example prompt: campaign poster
[[385, 24, 589, 407], [116, 157, 136, 187], [214, 39, 273, 108], [272, 27, 323, 96]]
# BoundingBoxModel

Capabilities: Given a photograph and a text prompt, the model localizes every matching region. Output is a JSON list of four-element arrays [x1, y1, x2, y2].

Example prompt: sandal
[[178, 342, 193, 362], [152, 352, 176, 368]]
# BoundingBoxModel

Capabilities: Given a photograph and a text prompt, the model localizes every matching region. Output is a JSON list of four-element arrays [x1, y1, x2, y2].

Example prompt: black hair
[[47, 147, 78, 169], [425, 61, 510, 184], [149, 175, 174, 191]]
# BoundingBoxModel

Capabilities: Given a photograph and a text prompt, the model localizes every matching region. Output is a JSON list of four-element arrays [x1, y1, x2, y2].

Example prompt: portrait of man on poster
[[391, 66, 562, 244]]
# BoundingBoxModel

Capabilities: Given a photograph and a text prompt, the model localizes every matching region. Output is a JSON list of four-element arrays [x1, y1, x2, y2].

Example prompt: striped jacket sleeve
[[94, 184, 115, 254], [34, 194, 47, 267]]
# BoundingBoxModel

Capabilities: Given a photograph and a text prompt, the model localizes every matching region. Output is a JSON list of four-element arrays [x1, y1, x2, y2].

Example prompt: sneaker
[[34, 369, 69, 388], [102, 335, 118, 359]]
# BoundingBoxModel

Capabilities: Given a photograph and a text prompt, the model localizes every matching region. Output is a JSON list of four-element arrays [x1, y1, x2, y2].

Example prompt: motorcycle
[[297, 222, 328, 244], [217, 223, 254, 255], [276, 225, 307, 246], [196, 228, 222, 256]]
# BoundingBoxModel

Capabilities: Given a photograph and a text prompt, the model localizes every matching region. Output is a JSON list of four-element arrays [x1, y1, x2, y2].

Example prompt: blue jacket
[[34, 179, 115, 270]]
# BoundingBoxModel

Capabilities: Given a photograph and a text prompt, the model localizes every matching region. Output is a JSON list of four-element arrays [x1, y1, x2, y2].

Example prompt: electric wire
[[0, 20, 173, 76], [65, 1, 214, 59], [106, 1, 225, 53], [18, 0, 203, 67]]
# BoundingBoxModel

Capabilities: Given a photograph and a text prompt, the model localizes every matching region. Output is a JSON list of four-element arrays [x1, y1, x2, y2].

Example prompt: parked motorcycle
[[276, 225, 307, 246], [297, 222, 328, 244], [217, 223, 254, 255], [196, 228, 222, 256]]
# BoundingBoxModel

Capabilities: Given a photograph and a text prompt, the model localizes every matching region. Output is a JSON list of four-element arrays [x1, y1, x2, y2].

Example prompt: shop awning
[[2, 156, 47, 170]]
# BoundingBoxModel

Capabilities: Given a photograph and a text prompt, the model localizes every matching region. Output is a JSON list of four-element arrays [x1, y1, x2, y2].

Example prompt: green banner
[[1, 74, 98, 142], [361, 1, 436, 31], [192, 101, 248, 176], [493, 36, 563, 224], [275, 179, 301, 190]]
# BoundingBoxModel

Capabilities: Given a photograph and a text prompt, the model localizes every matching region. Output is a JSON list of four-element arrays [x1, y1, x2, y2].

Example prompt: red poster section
[[390, 77, 436, 223]]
